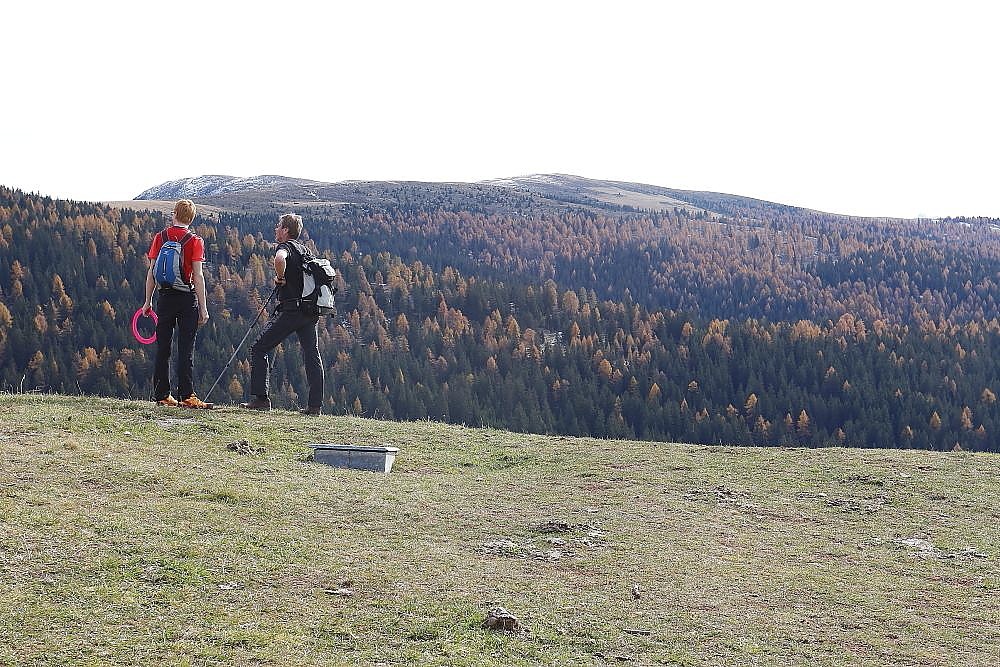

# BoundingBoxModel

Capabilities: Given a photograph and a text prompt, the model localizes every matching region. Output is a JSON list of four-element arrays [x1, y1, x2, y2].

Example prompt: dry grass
[[105, 200, 228, 220], [1, 393, 998, 666], [582, 185, 706, 214]]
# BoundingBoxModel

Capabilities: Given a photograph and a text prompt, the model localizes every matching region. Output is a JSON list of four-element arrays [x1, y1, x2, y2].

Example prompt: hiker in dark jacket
[[241, 213, 324, 414]]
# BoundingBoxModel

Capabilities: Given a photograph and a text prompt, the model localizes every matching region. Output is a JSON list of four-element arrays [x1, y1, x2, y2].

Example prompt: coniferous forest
[[2, 183, 1000, 451]]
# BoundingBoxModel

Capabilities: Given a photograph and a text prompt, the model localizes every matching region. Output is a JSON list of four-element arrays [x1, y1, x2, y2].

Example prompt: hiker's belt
[[278, 298, 304, 311]]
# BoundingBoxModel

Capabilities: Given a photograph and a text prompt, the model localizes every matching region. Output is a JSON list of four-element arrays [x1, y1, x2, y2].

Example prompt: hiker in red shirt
[[141, 199, 213, 409]]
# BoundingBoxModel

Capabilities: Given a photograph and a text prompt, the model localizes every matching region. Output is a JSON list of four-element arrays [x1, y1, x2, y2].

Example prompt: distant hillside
[[136, 174, 356, 208], [137, 174, 324, 201], [134, 174, 555, 215], [135, 173, 725, 217], [483, 173, 835, 220], [2, 393, 998, 666], [134, 172, 870, 222]]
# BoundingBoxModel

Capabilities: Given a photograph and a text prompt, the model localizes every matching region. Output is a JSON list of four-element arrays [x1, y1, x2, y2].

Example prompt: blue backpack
[[153, 229, 194, 291]]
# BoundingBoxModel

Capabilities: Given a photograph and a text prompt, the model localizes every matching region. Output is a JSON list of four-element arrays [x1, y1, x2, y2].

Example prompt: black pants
[[249, 308, 324, 408], [153, 290, 199, 401]]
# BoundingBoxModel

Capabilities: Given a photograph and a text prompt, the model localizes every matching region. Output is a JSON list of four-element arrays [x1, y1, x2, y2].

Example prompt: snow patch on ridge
[[482, 174, 581, 188], [135, 175, 292, 200]]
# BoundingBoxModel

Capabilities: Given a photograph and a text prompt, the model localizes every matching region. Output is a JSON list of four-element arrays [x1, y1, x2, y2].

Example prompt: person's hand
[[142, 302, 153, 316], [274, 276, 286, 286], [199, 308, 209, 326]]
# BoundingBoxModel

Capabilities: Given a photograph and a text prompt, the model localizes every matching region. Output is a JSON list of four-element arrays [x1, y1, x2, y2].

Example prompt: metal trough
[[308, 443, 399, 473]]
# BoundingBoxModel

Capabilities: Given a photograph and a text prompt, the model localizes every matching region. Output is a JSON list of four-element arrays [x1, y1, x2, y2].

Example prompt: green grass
[[1, 393, 998, 666]]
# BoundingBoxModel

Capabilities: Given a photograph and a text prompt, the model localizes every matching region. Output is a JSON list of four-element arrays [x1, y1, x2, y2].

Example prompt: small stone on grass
[[227, 439, 264, 455], [483, 607, 522, 632]]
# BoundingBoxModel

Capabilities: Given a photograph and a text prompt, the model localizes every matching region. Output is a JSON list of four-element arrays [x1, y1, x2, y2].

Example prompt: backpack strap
[[287, 239, 309, 258], [285, 240, 311, 272], [161, 229, 194, 246]]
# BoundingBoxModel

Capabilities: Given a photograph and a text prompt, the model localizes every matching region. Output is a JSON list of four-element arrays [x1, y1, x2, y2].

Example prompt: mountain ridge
[[134, 173, 867, 220]]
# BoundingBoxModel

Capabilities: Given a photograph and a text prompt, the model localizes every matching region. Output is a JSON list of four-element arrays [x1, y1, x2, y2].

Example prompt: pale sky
[[2, 1, 998, 218]]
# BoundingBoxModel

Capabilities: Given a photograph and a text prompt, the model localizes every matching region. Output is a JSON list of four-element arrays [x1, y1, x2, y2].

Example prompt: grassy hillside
[[1, 394, 997, 666]]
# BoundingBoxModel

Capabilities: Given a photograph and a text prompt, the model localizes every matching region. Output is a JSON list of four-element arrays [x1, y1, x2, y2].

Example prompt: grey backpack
[[289, 241, 337, 315]]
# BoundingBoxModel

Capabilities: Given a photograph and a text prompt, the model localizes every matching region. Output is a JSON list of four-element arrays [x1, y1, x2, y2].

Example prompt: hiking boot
[[299, 407, 321, 416], [240, 398, 271, 411], [179, 395, 214, 410], [156, 395, 179, 407]]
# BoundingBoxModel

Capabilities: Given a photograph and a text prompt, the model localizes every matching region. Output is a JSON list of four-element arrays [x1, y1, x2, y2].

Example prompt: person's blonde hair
[[174, 199, 196, 225], [279, 213, 303, 239]]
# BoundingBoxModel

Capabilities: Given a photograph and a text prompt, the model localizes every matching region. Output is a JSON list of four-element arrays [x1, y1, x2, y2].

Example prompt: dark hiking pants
[[153, 289, 198, 401], [249, 308, 324, 408]]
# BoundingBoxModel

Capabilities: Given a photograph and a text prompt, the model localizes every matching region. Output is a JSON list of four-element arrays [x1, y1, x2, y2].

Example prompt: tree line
[[1, 186, 998, 451]]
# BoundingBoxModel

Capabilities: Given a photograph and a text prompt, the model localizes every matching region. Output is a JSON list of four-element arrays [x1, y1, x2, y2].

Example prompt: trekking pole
[[205, 286, 277, 401]]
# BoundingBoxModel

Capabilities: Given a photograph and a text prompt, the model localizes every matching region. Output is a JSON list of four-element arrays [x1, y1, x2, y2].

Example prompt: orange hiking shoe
[[156, 395, 179, 407], [179, 395, 214, 410]]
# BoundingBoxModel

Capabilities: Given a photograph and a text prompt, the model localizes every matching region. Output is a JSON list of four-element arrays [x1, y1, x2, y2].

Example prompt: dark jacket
[[277, 240, 307, 305]]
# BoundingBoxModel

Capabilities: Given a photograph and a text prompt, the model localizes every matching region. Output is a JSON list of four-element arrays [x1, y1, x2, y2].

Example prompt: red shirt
[[147, 225, 206, 285]]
